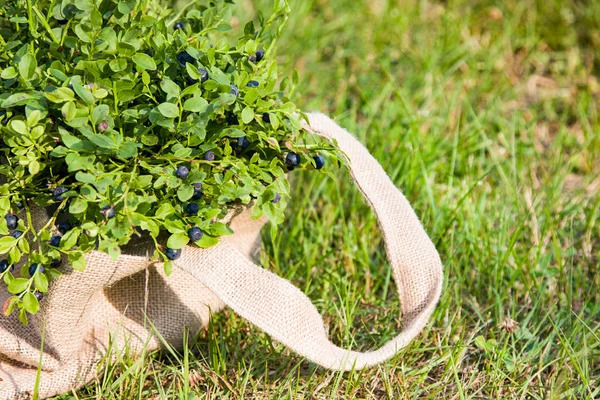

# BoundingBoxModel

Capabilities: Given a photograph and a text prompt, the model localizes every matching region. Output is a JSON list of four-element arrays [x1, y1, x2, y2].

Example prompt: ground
[[57, 0, 599, 398]]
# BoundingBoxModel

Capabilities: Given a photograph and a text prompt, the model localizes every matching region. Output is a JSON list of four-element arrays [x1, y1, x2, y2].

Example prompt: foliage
[[0, 0, 340, 322]]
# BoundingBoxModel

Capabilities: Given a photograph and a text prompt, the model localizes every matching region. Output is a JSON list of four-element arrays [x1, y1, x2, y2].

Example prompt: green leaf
[[18, 53, 37, 80], [157, 102, 179, 118], [132, 53, 157, 70], [155, 203, 176, 219], [1, 67, 18, 80], [72, 83, 95, 105], [18, 308, 28, 325], [0, 236, 17, 254], [61, 229, 80, 249], [210, 222, 234, 236], [109, 58, 128, 72], [69, 253, 87, 271], [10, 120, 27, 134], [167, 232, 189, 249], [163, 261, 173, 276], [8, 278, 29, 294], [160, 78, 181, 99], [22, 292, 39, 314], [183, 97, 208, 112], [33, 272, 49, 292], [91, 105, 110, 124], [69, 198, 88, 214], [177, 185, 194, 202], [241, 107, 254, 124], [197, 234, 219, 248]]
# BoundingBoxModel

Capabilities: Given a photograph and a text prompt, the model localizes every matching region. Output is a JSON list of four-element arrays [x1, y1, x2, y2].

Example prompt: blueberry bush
[[0, 0, 340, 323]]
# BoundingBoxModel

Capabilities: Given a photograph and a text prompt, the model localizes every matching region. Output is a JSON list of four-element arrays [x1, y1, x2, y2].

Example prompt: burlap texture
[[0, 113, 443, 399]]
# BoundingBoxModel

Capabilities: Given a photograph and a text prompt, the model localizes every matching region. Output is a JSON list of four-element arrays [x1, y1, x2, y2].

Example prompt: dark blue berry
[[203, 151, 215, 161], [313, 155, 325, 170], [51, 258, 62, 268], [5, 214, 18, 230], [101, 206, 115, 219], [198, 68, 209, 83], [52, 186, 68, 201], [186, 202, 199, 215], [177, 51, 194, 68], [57, 221, 71, 234], [246, 80, 259, 87], [272, 193, 281, 204], [174, 21, 184, 30], [285, 153, 301, 167], [0, 260, 9, 273], [249, 55, 256, 63], [67, 83, 74, 91], [14, 202, 24, 211], [49, 235, 61, 247], [192, 183, 203, 200], [229, 84, 239, 97], [165, 248, 182, 260], [34, 291, 44, 301], [29, 264, 45, 277], [144, 49, 154, 57], [0, 111, 7, 125], [262, 113, 271, 123], [11, 230, 23, 239], [188, 227, 203, 242], [176, 165, 189, 179], [226, 112, 238, 125], [234, 136, 250, 152], [256, 49, 265, 62]]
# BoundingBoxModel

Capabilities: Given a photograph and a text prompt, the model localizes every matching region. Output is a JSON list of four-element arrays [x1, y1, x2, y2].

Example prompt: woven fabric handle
[[176, 113, 443, 370]]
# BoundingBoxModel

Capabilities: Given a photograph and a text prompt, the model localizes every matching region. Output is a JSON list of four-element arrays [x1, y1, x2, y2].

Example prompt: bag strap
[[177, 113, 443, 370]]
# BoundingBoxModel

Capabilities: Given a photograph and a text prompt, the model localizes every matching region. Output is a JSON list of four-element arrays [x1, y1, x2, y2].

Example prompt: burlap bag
[[0, 113, 443, 399]]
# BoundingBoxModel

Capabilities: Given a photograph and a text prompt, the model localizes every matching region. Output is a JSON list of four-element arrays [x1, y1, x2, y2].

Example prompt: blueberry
[[192, 183, 203, 200], [226, 112, 238, 125], [29, 264, 45, 277], [285, 153, 301, 167], [246, 80, 259, 87], [165, 248, 182, 260], [229, 84, 239, 97], [144, 49, 154, 57], [1, 115, 8, 125], [14, 202, 24, 211], [5, 214, 18, 230], [174, 21, 184, 30], [262, 113, 271, 123], [101, 206, 115, 219], [0, 260, 9, 273], [34, 291, 44, 302], [234, 136, 250, 152], [51, 258, 62, 268], [49, 235, 61, 247], [176, 165, 189, 179], [313, 154, 325, 170], [203, 151, 215, 161], [198, 68, 209, 83], [177, 51, 194, 68], [272, 193, 281, 204], [186, 202, 199, 215], [255, 49, 265, 62], [52, 186, 68, 201], [11, 230, 23, 239], [57, 221, 71, 234], [249, 55, 256, 63], [188, 227, 203, 242], [67, 83, 74, 91]]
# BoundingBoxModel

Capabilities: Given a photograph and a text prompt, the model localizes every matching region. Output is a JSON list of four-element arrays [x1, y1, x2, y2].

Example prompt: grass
[[55, 0, 599, 398]]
